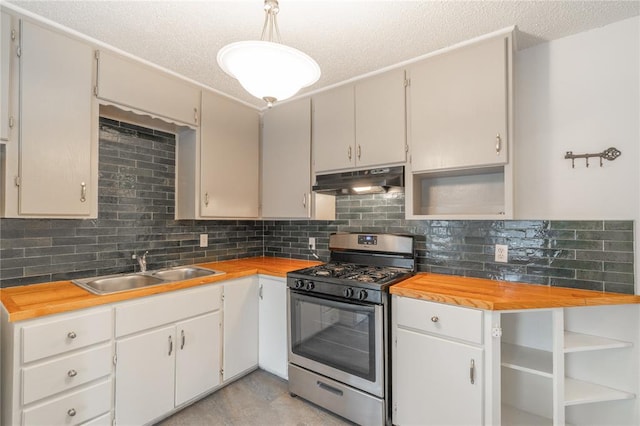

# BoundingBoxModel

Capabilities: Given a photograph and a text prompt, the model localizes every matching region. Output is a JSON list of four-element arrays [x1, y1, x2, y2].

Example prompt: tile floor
[[156, 369, 353, 425]]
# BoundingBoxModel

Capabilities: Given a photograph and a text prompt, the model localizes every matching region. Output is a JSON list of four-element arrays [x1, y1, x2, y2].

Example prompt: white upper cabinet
[[199, 91, 259, 218], [408, 36, 509, 173], [176, 90, 259, 219], [1, 11, 14, 143], [16, 19, 97, 218], [313, 69, 406, 174], [96, 50, 200, 126], [355, 69, 407, 169], [261, 98, 312, 218]]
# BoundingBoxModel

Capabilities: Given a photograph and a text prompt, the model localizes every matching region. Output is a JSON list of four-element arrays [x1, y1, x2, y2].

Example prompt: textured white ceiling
[[6, 1, 640, 109]]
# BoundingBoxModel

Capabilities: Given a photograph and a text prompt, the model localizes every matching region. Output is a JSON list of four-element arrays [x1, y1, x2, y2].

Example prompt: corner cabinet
[[2, 16, 98, 218], [222, 276, 259, 381], [312, 68, 406, 174], [176, 90, 259, 219], [405, 31, 514, 219]]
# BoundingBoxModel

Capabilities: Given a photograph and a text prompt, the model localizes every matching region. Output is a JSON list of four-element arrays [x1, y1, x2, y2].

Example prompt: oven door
[[288, 290, 384, 397]]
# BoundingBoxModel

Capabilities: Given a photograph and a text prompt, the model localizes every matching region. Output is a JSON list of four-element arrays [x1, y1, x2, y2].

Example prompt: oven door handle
[[317, 380, 344, 396], [290, 290, 376, 312]]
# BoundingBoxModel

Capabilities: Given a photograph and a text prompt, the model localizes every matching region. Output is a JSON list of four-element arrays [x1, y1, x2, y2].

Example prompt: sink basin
[[72, 266, 225, 295], [73, 273, 166, 295], [151, 266, 224, 281]]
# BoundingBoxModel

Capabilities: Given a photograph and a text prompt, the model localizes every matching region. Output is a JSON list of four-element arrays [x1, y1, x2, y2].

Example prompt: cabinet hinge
[[8, 116, 14, 129], [14, 176, 20, 187], [221, 293, 225, 302], [94, 50, 100, 60], [405, 144, 409, 153], [404, 78, 411, 87], [220, 368, 224, 376], [259, 284, 263, 300], [10, 29, 16, 41], [93, 85, 99, 96], [492, 327, 502, 338]]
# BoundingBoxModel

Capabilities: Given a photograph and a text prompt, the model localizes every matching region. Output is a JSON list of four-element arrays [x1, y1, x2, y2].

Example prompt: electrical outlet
[[308, 237, 316, 250], [495, 244, 508, 263], [199, 234, 208, 248]]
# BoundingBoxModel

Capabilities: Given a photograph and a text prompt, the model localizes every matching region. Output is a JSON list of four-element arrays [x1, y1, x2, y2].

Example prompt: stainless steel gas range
[[287, 233, 415, 426]]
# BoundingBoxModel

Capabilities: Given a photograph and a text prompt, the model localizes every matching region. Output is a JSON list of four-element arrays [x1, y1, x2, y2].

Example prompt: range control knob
[[343, 287, 354, 298], [358, 289, 368, 301], [306, 281, 315, 291], [294, 279, 304, 289]]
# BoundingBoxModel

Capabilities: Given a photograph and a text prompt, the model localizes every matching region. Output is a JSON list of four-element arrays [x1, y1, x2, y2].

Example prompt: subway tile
[[550, 221, 603, 230]]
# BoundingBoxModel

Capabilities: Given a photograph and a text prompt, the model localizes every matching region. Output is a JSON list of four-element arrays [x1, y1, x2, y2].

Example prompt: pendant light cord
[[261, 0, 281, 43]]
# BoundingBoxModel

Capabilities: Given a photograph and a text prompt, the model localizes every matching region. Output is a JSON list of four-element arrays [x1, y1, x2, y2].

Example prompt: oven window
[[290, 292, 376, 382]]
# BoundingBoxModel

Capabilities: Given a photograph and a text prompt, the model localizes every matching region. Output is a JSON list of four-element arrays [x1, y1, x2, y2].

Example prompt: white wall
[[514, 16, 639, 296], [514, 16, 639, 221]]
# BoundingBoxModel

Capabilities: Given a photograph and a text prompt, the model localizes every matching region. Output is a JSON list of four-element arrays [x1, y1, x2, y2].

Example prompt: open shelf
[[565, 377, 636, 406], [501, 343, 553, 378], [564, 331, 633, 353], [502, 404, 552, 425]]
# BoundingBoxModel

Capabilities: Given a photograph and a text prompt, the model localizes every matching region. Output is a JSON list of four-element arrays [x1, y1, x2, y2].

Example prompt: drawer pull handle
[[430, 316, 439, 323], [67, 408, 76, 417], [67, 331, 77, 339], [181, 329, 186, 350], [317, 380, 343, 396], [67, 369, 78, 377], [168, 335, 173, 356]]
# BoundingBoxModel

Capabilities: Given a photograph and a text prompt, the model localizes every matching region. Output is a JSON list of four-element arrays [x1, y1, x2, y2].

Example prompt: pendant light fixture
[[217, 0, 321, 107]]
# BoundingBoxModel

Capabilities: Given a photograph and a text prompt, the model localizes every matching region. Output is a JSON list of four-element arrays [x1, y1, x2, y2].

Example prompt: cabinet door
[[115, 326, 175, 426], [175, 311, 221, 406], [19, 20, 96, 216], [258, 277, 288, 379], [355, 69, 406, 168], [262, 98, 311, 218], [409, 36, 508, 172], [97, 50, 200, 126], [312, 85, 355, 173], [200, 90, 259, 217], [223, 277, 259, 381], [1, 11, 12, 142], [394, 328, 483, 425]]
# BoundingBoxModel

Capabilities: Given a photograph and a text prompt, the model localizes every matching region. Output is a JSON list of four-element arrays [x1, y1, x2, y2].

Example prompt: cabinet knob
[[67, 408, 76, 417], [67, 369, 78, 377], [430, 316, 439, 323], [67, 331, 77, 339]]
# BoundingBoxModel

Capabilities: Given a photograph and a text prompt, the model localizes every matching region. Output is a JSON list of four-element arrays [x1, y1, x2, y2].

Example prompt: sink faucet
[[136, 251, 149, 273]]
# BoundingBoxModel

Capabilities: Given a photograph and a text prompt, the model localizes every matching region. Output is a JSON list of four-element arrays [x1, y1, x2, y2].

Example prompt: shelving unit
[[564, 331, 632, 353], [501, 404, 552, 426], [565, 377, 635, 406]]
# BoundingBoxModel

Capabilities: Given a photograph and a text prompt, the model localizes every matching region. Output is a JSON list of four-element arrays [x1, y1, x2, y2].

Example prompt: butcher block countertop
[[0, 257, 319, 322], [391, 273, 640, 310]]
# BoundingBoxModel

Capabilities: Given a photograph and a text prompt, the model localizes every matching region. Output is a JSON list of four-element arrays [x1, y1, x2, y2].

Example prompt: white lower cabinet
[[393, 295, 640, 426], [223, 277, 259, 381], [258, 275, 288, 379], [0, 306, 114, 426], [392, 296, 485, 425], [114, 284, 223, 425]]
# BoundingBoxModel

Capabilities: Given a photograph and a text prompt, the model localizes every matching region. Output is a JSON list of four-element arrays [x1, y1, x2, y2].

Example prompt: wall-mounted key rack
[[564, 147, 621, 168]]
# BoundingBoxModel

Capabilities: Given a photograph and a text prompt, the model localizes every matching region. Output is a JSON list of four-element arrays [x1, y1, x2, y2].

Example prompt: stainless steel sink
[[151, 266, 224, 281], [72, 266, 225, 295]]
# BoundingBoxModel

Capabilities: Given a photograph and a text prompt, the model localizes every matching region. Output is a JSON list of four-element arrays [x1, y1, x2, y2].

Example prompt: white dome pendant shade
[[217, 0, 321, 107]]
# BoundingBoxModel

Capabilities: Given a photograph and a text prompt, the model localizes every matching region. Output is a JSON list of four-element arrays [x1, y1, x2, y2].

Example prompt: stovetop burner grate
[[298, 261, 409, 285]]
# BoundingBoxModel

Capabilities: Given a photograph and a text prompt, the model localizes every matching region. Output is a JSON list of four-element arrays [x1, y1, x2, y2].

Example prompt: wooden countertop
[[0, 257, 319, 322], [390, 273, 640, 310]]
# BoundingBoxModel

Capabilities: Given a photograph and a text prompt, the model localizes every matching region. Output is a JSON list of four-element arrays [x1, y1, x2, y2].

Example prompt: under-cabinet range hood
[[312, 166, 404, 195]]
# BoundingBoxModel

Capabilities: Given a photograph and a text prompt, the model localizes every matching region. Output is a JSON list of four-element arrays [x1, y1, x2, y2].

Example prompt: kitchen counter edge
[[390, 273, 640, 310], [0, 257, 320, 322]]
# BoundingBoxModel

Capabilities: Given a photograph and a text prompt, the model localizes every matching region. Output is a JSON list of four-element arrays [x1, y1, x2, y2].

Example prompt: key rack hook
[[564, 147, 621, 168]]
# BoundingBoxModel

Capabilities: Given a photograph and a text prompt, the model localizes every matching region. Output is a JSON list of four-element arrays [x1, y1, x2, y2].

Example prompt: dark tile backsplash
[[0, 119, 635, 294]]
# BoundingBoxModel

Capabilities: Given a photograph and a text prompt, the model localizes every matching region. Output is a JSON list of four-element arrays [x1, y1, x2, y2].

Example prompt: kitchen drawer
[[115, 284, 222, 337], [22, 379, 111, 426], [81, 413, 112, 426], [22, 308, 112, 363], [22, 343, 112, 404], [395, 296, 483, 344]]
